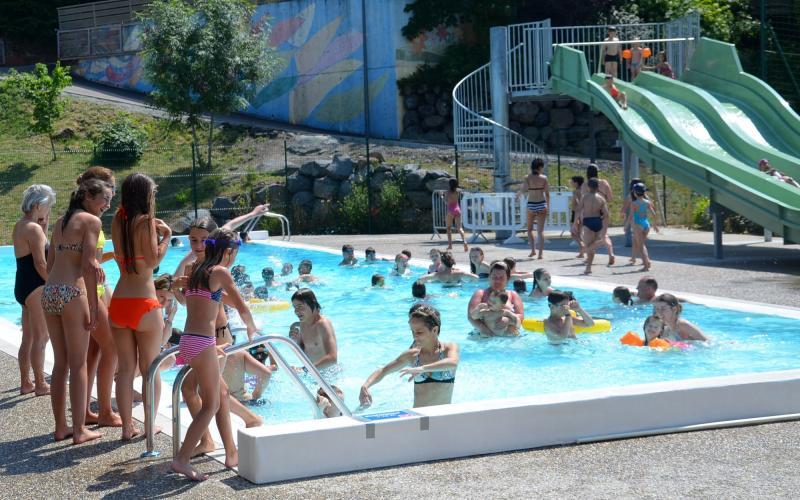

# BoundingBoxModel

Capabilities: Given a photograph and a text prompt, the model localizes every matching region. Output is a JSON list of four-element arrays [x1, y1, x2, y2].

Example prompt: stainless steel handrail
[[140, 345, 179, 458], [142, 331, 349, 458], [242, 212, 291, 240]]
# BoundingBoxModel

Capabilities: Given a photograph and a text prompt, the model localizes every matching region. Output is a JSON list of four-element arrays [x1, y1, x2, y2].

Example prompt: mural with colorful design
[[72, 0, 464, 139]]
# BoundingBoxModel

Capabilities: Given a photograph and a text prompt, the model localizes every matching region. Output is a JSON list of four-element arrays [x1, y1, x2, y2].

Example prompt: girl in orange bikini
[[109, 173, 172, 440], [44, 179, 108, 444]]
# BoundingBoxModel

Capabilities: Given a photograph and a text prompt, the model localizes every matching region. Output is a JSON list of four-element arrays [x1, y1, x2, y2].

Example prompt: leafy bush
[[338, 183, 370, 233], [94, 117, 148, 164], [375, 177, 405, 232], [692, 195, 763, 234], [691, 195, 712, 230]]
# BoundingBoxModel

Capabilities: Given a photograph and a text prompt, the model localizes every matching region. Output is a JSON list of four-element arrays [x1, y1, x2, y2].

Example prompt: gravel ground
[[1, 229, 799, 497]]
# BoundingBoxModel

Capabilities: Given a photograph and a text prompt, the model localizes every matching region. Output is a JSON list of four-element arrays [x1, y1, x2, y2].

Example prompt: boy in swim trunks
[[576, 178, 609, 275], [472, 290, 520, 336], [601, 26, 621, 77], [393, 253, 410, 276], [339, 244, 358, 266], [290, 289, 338, 370], [543, 291, 595, 343], [603, 74, 627, 109]]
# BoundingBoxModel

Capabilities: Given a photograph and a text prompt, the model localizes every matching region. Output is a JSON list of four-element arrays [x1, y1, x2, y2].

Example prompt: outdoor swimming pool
[[2, 239, 797, 426]]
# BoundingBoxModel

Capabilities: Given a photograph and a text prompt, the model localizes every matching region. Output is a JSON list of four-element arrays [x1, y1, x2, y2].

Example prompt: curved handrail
[[242, 212, 292, 240], [166, 333, 350, 459]]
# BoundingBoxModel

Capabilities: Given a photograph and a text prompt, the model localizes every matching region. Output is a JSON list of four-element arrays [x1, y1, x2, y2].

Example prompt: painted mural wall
[[72, 0, 463, 139]]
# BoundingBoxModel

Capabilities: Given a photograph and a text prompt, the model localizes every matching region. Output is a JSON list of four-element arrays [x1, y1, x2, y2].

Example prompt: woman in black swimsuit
[[13, 184, 56, 396], [516, 158, 549, 259]]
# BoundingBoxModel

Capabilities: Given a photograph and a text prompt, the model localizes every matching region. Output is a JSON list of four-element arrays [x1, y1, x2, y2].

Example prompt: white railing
[[506, 12, 700, 95], [452, 62, 547, 185], [461, 190, 572, 244]]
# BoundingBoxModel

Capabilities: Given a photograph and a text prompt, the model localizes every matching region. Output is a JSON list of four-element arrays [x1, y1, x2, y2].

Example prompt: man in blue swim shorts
[[576, 178, 609, 275]]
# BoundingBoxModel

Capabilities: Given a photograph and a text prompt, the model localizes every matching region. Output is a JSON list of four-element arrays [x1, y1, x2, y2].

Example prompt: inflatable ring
[[522, 317, 611, 334], [248, 299, 291, 313]]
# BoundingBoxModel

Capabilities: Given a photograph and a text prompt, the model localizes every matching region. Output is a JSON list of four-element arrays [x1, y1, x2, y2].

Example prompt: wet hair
[[469, 246, 484, 274], [20, 184, 56, 213], [117, 173, 156, 274], [448, 178, 458, 192], [489, 260, 510, 279], [240, 231, 249, 241], [412, 280, 426, 298], [586, 163, 599, 179], [77, 166, 115, 186], [299, 259, 313, 272], [317, 384, 344, 400], [189, 227, 240, 290], [640, 276, 658, 290], [489, 288, 509, 304], [613, 286, 634, 306], [365, 247, 376, 257], [395, 252, 409, 265], [170, 237, 180, 247], [401, 249, 412, 259], [632, 183, 647, 197], [654, 293, 681, 314], [531, 158, 545, 173], [342, 244, 354, 253], [408, 303, 441, 331], [587, 178, 599, 191], [513, 279, 527, 293], [154, 273, 173, 291], [503, 257, 516, 272], [643, 315, 664, 346], [571, 176, 584, 188], [532, 268, 549, 291], [291, 288, 321, 311], [261, 267, 274, 281], [629, 178, 643, 201], [371, 274, 384, 286], [63, 178, 109, 231], [439, 251, 455, 269], [547, 290, 571, 306], [189, 217, 218, 233]]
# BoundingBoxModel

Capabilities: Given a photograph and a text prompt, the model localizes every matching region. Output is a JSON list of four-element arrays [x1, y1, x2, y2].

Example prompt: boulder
[[402, 163, 421, 174], [425, 176, 453, 192], [424, 92, 437, 105], [403, 110, 420, 128], [299, 159, 331, 178], [287, 173, 313, 194], [370, 170, 392, 190], [291, 191, 315, 208], [338, 179, 353, 199], [327, 154, 354, 180], [418, 104, 435, 117], [266, 183, 288, 207], [435, 98, 451, 117], [424, 170, 449, 181], [404, 95, 419, 110], [170, 216, 192, 234], [422, 131, 449, 143], [406, 190, 433, 209], [550, 108, 575, 129], [555, 99, 572, 108], [538, 100, 554, 111], [570, 100, 586, 114], [522, 126, 539, 142], [286, 134, 338, 155], [313, 177, 339, 200], [597, 130, 620, 148], [211, 196, 237, 224], [547, 130, 568, 148], [510, 101, 540, 124], [443, 122, 454, 141], [404, 169, 427, 191], [539, 127, 554, 143], [422, 115, 446, 130], [401, 126, 424, 140], [400, 207, 419, 229], [566, 125, 590, 142], [575, 111, 592, 125], [311, 199, 332, 224], [255, 159, 293, 173], [534, 110, 550, 127]]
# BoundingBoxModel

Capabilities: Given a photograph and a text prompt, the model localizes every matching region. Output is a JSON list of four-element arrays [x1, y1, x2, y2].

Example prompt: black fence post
[[454, 144, 460, 181], [191, 142, 198, 218]]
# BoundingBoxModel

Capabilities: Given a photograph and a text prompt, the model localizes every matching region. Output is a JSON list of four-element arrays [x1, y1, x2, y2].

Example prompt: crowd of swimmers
[[13, 170, 707, 482]]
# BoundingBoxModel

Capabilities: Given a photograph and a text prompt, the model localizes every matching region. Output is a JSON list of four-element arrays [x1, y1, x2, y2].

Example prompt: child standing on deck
[[626, 183, 659, 271], [443, 179, 469, 252]]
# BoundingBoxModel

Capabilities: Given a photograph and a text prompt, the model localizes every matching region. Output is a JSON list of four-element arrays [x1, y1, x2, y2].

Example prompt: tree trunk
[[49, 135, 56, 161], [207, 114, 214, 170]]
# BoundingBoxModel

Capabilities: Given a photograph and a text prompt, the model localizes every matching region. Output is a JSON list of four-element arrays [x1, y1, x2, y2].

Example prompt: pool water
[[1, 241, 798, 425]]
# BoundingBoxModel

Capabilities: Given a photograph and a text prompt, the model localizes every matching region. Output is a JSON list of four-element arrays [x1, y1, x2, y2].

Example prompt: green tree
[[139, 0, 279, 168], [2, 62, 72, 160]]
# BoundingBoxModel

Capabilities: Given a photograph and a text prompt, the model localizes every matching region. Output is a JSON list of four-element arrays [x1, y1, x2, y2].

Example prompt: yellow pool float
[[522, 315, 611, 334], [248, 298, 291, 313]]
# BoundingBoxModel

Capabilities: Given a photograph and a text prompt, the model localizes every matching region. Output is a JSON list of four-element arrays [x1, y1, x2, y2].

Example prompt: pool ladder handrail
[[242, 211, 291, 240], [141, 329, 349, 458]]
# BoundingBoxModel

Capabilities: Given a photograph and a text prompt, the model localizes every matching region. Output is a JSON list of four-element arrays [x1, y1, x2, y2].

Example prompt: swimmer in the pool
[[339, 244, 358, 266], [359, 304, 459, 408], [412, 280, 431, 300], [528, 268, 554, 299], [652, 293, 707, 342], [468, 247, 491, 278], [364, 247, 389, 263], [642, 315, 665, 346], [287, 259, 319, 288], [613, 286, 635, 306], [280, 262, 293, 276], [576, 178, 610, 275], [471, 289, 521, 336], [392, 252, 411, 276], [291, 288, 338, 370], [417, 251, 478, 285], [428, 248, 442, 273], [543, 291, 595, 344], [372, 274, 386, 288], [635, 276, 658, 304], [503, 257, 533, 279]]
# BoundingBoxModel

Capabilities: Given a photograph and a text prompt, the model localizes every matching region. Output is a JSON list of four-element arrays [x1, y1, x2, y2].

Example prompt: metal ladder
[[141, 330, 349, 458], [241, 211, 292, 240]]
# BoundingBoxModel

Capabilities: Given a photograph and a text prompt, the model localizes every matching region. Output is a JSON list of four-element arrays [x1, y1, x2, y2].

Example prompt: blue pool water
[[1, 241, 798, 425]]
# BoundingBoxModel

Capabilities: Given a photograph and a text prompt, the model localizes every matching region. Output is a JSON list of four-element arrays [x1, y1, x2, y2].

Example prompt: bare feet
[[171, 460, 208, 482], [54, 429, 73, 441], [640, 266, 651, 272], [20, 382, 35, 395], [528, 251, 536, 257], [446, 245, 453, 250], [576, 254, 585, 259], [121, 425, 143, 441], [133, 391, 143, 403], [583, 267, 592, 275], [608, 256, 615, 266], [463, 243, 469, 252], [34, 383, 50, 396], [73, 427, 102, 445], [97, 412, 123, 427], [244, 414, 263, 428], [191, 439, 216, 458], [537, 253, 544, 260], [225, 450, 239, 469], [85, 410, 100, 425]]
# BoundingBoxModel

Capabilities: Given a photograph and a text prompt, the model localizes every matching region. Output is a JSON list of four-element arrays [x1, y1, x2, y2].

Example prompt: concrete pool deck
[[1, 228, 799, 497]]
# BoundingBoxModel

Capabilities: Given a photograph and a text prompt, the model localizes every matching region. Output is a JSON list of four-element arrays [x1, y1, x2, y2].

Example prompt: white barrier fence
[[448, 190, 572, 245]]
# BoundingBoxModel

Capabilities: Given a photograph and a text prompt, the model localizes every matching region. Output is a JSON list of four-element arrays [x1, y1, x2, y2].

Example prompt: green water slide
[[550, 38, 800, 244]]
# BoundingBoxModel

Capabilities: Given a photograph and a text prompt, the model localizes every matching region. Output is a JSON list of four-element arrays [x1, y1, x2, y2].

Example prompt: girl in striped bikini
[[517, 158, 549, 259], [171, 227, 258, 481]]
